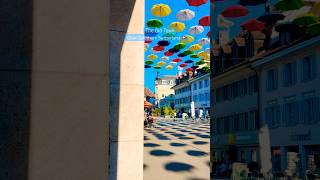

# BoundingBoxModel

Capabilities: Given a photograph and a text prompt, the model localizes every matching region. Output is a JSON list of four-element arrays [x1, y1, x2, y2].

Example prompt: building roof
[[144, 87, 155, 98]]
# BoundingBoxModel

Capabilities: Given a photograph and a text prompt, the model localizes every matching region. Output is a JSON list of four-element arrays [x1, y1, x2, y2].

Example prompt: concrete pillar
[[109, 0, 144, 179], [299, 144, 307, 176], [28, 0, 109, 179]]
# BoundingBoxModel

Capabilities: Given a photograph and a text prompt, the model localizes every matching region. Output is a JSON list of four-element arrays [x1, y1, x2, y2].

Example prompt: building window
[[193, 83, 197, 90], [170, 80, 174, 85], [199, 81, 203, 89], [302, 55, 317, 82], [198, 94, 202, 102], [205, 79, 209, 87], [300, 97, 320, 124], [266, 69, 278, 91], [283, 101, 299, 126], [193, 95, 197, 102], [205, 92, 209, 101], [248, 75, 258, 94], [265, 105, 280, 128], [162, 80, 167, 85], [283, 62, 297, 87]]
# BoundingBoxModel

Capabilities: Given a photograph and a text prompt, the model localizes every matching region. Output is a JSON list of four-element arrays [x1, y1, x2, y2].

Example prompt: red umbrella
[[187, 0, 208, 7], [153, 45, 164, 51], [221, 5, 248, 18], [145, 37, 152, 44], [164, 51, 174, 56], [199, 16, 210, 26], [179, 63, 188, 67], [241, 19, 265, 31], [173, 58, 182, 62], [206, 31, 210, 37], [186, 67, 193, 72]]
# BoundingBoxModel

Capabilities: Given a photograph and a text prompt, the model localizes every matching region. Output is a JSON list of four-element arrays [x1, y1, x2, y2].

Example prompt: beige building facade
[[154, 75, 176, 104]]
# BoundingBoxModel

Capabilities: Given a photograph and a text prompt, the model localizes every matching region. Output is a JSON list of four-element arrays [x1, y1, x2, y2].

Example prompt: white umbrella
[[170, 61, 177, 65], [161, 56, 169, 61], [198, 38, 210, 46], [188, 25, 204, 35], [205, 48, 210, 54], [176, 9, 195, 21]]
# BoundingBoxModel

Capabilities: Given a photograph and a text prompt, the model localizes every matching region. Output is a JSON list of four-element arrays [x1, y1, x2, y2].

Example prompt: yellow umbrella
[[151, 4, 171, 18], [180, 35, 194, 44], [198, 51, 210, 59], [147, 54, 158, 60], [189, 44, 202, 51], [157, 61, 166, 66], [169, 22, 186, 32], [165, 65, 173, 70]]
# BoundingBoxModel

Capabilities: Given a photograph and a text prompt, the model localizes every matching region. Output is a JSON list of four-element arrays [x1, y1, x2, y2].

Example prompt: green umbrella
[[147, 19, 163, 28], [196, 60, 206, 65], [275, 0, 304, 11], [154, 66, 161, 69], [145, 60, 154, 65], [174, 43, 186, 50], [162, 32, 176, 40], [293, 14, 319, 27], [306, 22, 320, 36], [182, 50, 193, 55], [190, 54, 199, 58]]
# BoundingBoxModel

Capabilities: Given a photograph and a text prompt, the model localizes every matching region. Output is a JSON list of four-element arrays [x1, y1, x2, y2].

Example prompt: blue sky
[[144, 0, 210, 92]]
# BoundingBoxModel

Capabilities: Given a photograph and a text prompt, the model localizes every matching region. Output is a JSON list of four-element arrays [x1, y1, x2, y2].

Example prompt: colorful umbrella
[[157, 61, 166, 66], [161, 56, 170, 61], [306, 22, 320, 36], [183, 50, 194, 55], [199, 16, 210, 26], [197, 38, 210, 46], [221, 5, 248, 18], [174, 43, 186, 50], [169, 48, 180, 53], [163, 32, 176, 40], [147, 19, 163, 28], [145, 37, 153, 44], [189, 25, 204, 35], [179, 63, 188, 67], [185, 60, 194, 63], [169, 22, 186, 32], [145, 65, 152, 68], [189, 44, 202, 51], [196, 60, 206, 65], [147, 54, 158, 60], [153, 45, 165, 51], [186, 68, 193, 72], [198, 51, 209, 59], [205, 48, 210, 54], [191, 65, 199, 69], [157, 40, 170, 46], [238, 0, 267, 6], [241, 19, 265, 31], [176, 9, 195, 21], [151, 4, 172, 18], [165, 65, 173, 70], [170, 62, 177, 65], [206, 31, 210, 37], [186, 0, 208, 7], [173, 58, 182, 62], [164, 50, 174, 56], [145, 60, 154, 65], [292, 14, 319, 27], [154, 66, 161, 69], [258, 13, 285, 25], [274, 0, 304, 11], [178, 53, 187, 57], [190, 54, 200, 58], [180, 35, 195, 44]]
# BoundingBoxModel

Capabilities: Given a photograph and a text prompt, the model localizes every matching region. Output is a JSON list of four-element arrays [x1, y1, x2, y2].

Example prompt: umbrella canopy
[[145, 65, 152, 68], [185, 60, 194, 63], [154, 66, 161, 69], [183, 50, 194, 55], [179, 63, 188, 67], [147, 54, 158, 60], [165, 65, 173, 70], [157, 40, 170, 46], [241, 19, 265, 31], [186, 0, 208, 7], [198, 38, 210, 46], [189, 25, 204, 35], [274, 0, 304, 11], [157, 61, 166, 66], [190, 54, 200, 58], [169, 22, 186, 32], [238, 0, 267, 6], [198, 51, 209, 59], [206, 31, 210, 37], [180, 35, 195, 43], [221, 5, 248, 18], [164, 50, 174, 56], [145, 60, 154, 65], [153, 45, 165, 51], [173, 58, 182, 62], [145, 37, 153, 43], [275, 23, 300, 33], [189, 44, 202, 51], [186, 67, 193, 72], [170, 62, 177, 65], [309, 2, 320, 17], [292, 14, 319, 27], [176, 9, 195, 21], [174, 43, 186, 50], [205, 48, 210, 54], [178, 53, 187, 57], [191, 65, 199, 69], [151, 4, 172, 18], [147, 19, 163, 28], [199, 16, 210, 26], [161, 56, 169, 61], [306, 22, 320, 36], [258, 13, 285, 25], [196, 60, 206, 65], [163, 32, 176, 40], [169, 48, 180, 53]]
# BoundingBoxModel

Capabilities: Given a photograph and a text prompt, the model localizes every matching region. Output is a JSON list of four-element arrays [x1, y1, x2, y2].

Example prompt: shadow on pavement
[[164, 162, 194, 172], [186, 150, 208, 157], [150, 150, 174, 157]]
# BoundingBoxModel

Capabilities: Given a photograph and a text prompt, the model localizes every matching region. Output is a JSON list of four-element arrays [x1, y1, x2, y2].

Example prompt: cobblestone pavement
[[144, 120, 210, 180]]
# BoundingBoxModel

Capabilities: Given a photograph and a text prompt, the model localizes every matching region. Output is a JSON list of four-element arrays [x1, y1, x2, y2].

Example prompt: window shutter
[[301, 59, 307, 82], [292, 62, 297, 84], [292, 102, 299, 125], [311, 54, 317, 80], [312, 97, 320, 123], [283, 65, 289, 87], [300, 100, 307, 124]]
